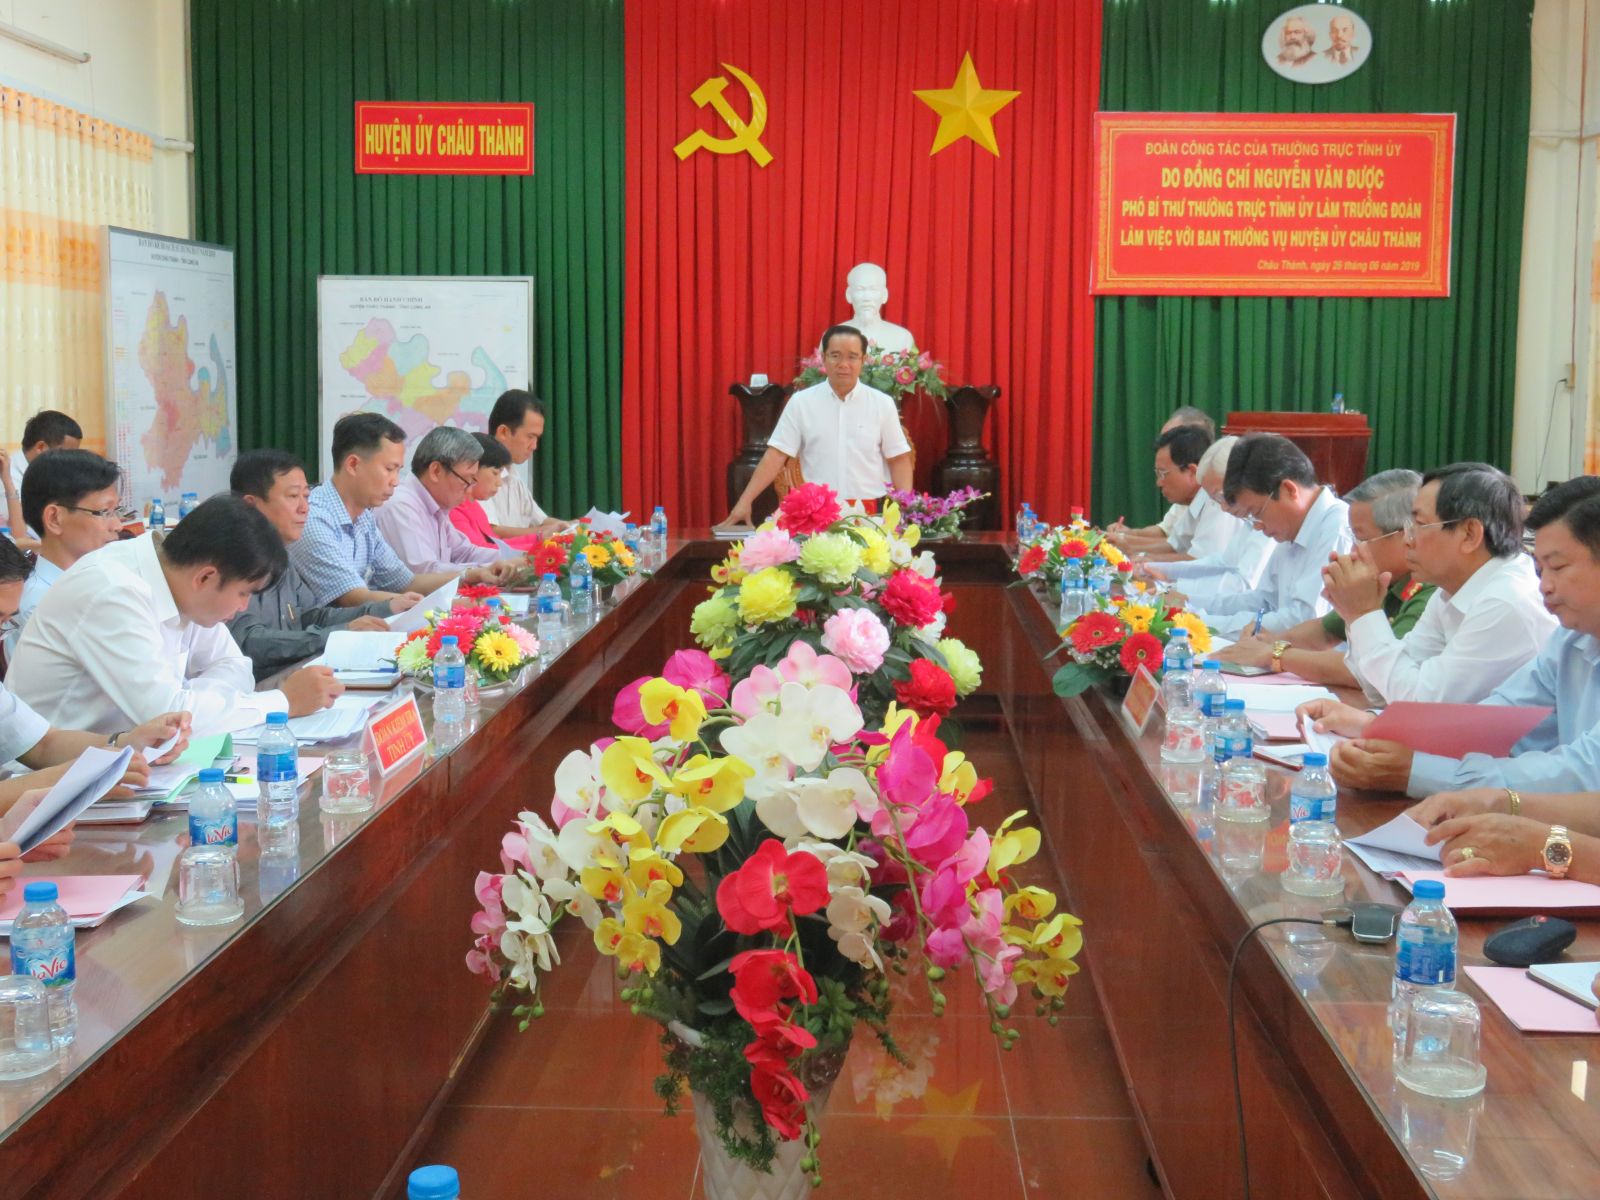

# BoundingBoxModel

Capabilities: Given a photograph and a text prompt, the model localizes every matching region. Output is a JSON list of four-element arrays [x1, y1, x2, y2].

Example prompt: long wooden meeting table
[[0, 536, 1596, 1198]]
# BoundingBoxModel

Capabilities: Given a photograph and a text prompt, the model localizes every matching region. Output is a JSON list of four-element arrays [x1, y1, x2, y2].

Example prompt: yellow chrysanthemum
[[1168, 610, 1212, 653], [473, 629, 523, 673], [614, 544, 637, 570], [1120, 604, 1156, 635], [691, 595, 739, 648], [737, 567, 797, 624], [936, 637, 983, 697], [584, 543, 613, 568]]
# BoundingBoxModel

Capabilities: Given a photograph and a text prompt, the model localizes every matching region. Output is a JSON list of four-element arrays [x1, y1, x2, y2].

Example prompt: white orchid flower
[[770, 681, 863, 771]]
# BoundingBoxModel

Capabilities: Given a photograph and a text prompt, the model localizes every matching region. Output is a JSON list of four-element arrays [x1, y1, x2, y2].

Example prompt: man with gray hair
[[373, 426, 524, 578], [1310, 462, 1553, 705], [1143, 434, 1273, 600], [1216, 469, 1434, 686]]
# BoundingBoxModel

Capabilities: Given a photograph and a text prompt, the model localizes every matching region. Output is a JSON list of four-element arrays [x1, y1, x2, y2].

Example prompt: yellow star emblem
[[913, 53, 1020, 157], [904, 1081, 995, 1167]]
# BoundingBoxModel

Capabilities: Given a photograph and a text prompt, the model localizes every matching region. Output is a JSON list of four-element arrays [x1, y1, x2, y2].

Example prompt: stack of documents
[[0, 875, 149, 934], [0, 747, 134, 850], [313, 629, 407, 688], [1345, 813, 1441, 876], [389, 578, 458, 633], [233, 695, 381, 745]]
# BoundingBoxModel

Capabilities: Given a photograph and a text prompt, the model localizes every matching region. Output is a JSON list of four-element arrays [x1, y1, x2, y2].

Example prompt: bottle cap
[[407, 1165, 461, 1200], [440, 635, 459, 646], [1199, 659, 1217, 669], [23, 882, 58, 903], [1224, 698, 1246, 711], [1413, 880, 1445, 901], [266, 712, 289, 726], [542, 573, 557, 582], [1168, 628, 1188, 639], [1301, 753, 1328, 767], [1093, 557, 1107, 567], [654, 505, 665, 512], [198, 768, 226, 784]]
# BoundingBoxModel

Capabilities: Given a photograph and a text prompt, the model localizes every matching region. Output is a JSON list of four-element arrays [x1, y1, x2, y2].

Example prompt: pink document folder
[[1462, 966, 1600, 1034], [1363, 703, 1551, 759], [1399, 871, 1600, 914], [0, 875, 144, 922]]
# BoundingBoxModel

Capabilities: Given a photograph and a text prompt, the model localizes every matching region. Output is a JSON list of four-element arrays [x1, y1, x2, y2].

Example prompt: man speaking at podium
[[720, 325, 912, 527]]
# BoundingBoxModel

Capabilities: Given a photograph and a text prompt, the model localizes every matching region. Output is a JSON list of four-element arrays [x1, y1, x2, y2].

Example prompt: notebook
[[1527, 962, 1600, 1010]]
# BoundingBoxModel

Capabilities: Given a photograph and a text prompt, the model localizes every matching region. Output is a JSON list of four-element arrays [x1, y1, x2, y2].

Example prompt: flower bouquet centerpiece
[[521, 521, 642, 593], [1014, 523, 1128, 592], [883, 487, 988, 542], [468, 634, 1082, 1194], [394, 601, 539, 688], [793, 344, 949, 407], [1051, 598, 1213, 699], [691, 483, 982, 731]]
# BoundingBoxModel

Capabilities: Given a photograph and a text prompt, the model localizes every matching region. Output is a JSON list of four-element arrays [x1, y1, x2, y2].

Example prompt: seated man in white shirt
[[372, 427, 524, 579], [1181, 433, 1353, 637], [720, 325, 912, 526], [0, 538, 187, 810], [8, 409, 83, 546], [1109, 425, 1216, 561], [485, 390, 566, 540], [1108, 406, 1216, 553], [1146, 434, 1274, 602], [7, 449, 124, 657], [1316, 461, 1553, 704], [9, 494, 343, 737]]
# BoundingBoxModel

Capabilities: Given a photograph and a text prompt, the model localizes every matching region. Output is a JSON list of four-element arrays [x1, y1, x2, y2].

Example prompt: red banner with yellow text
[[355, 102, 534, 175], [1091, 112, 1455, 297]]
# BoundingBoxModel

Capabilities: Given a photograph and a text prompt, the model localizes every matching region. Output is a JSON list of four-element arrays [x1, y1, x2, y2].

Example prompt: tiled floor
[[412, 725, 1161, 1198]]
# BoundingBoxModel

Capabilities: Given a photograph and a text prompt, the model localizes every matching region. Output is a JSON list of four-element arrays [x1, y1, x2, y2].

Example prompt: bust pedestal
[[726, 383, 791, 524], [931, 385, 1001, 530]]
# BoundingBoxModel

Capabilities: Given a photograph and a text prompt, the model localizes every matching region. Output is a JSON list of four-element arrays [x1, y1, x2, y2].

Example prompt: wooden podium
[[1221, 411, 1372, 495]]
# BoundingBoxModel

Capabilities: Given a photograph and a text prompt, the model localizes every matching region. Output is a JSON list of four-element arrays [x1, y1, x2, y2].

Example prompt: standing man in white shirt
[[1309, 462, 1554, 704], [485, 390, 567, 540], [8, 449, 124, 656], [1147, 435, 1273, 601], [720, 325, 912, 526], [1184, 433, 1353, 636], [9, 494, 343, 736]]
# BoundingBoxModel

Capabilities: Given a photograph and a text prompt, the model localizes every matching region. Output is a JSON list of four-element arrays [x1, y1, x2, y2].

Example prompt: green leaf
[[1051, 662, 1101, 698], [696, 956, 735, 982]]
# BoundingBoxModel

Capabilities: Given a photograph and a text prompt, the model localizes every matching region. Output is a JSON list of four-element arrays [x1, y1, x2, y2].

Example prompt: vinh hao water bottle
[[148, 496, 165, 530], [569, 553, 594, 617], [408, 1164, 461, 1200], [1390, 880, 1458, 1046], [536, 573, 565, 646], [650, 505, 669, 565], [187, 767, 238, 846], [1087, 557, 1113, 606], [1058, 576, 1092, 626], [11, 882, 77, 1046], [433, 635, 467, 727], [256, 712, 300, 835], [1192, 658, 1228, 721], [1160, 630, 1206, 763]]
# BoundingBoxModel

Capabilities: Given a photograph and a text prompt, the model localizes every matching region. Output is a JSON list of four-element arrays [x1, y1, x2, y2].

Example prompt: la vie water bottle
[[187, 767, 238, 846], [11, 882, 77, 1046]]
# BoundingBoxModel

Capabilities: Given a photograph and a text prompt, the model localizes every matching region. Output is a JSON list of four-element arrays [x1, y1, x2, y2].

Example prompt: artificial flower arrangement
[[518, 520, 643, 590], [883, 487, 988, 541], [793, 343, 949, 405], [1014, 522, 1128, 591], [467, 638, 1082, 1186], [393, 599, 539, 683], [692, 483, 982, 730], [1051, 598, 1213, 699]]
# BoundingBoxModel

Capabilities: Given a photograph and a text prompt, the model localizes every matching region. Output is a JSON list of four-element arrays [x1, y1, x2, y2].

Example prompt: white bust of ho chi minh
[[837, 262, 916, 353]]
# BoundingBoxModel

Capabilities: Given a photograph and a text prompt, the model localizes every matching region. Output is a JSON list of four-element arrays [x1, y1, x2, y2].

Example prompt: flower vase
[[690, 1083, 834, 1200]]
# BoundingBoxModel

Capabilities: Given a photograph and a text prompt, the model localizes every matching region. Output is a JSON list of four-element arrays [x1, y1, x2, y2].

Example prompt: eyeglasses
[[447, 465, 479, 492], [1243, 498, 1270, 528], [0, 615, 18, 636], [1357, 527, 1405, 545], [1403, 517, 1458, 541], [65, 505, 120, 521], [824, 352, 864, 364]]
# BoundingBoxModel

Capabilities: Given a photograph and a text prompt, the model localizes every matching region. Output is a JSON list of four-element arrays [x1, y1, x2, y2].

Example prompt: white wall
[[0, 0, 190, 237]]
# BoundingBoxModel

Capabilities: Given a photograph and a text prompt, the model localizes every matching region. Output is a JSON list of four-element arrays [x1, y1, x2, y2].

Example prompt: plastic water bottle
[[408, 1164, 461, 1200], [149, 496, 165, 530], [650, 505, 669, 565], [536, 573, 565, 644], [1058, 576, 1092, 625], [1212, 698, 1253, 765], [179, 491, 197, 519], [569, 553, 594, 616], [187, 767, 238, 847], [1332, 391, 1346, 415], [1193, 659, 1228, 720], [623, 522, 641, 561], [256, 712, 300, 832], [1161, 630, 1194, 696], [1087, 557, 1113, 606], [433, 634, 467, 725], [11, 882, 76, 1046], [1390, 880, 1457, 1044], [1289, 753, 1338, 824]]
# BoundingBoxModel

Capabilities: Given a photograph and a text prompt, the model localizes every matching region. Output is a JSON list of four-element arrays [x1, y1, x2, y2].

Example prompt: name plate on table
[[1121, 665, 1162, 736], [368, 695, 427, 776]]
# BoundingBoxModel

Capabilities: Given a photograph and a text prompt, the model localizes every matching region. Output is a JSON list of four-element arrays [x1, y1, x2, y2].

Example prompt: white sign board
[[316, 275, 534, 480], [103, 227, 239, 510]]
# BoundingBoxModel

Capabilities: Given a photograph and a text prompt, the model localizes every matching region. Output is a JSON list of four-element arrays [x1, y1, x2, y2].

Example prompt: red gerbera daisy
[[1018, 545, 1046, 576], [533, 541, 569, 576], [1060, 539, 1091, 559], [1067, 610, 1124, 655], [1119, 631, 1164, 675]]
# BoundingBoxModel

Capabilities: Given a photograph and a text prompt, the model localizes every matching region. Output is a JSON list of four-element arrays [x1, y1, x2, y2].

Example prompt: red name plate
[[368, 694, 427, 776], [355, 102, 534, 175], [1121, 664, 1162, 736], [1092, 112, 1455, 297]]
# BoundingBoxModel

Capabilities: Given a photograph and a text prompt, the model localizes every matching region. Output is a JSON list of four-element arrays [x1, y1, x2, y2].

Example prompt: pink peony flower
[[881, 570, 944, 629], [776, 640, 853, 691], [740, 528, 802, 571], [917, 352, 933, 371], [777, 483, 842, 535], [895, 366, 916, 386], [662, 648, 730, 703], [821, 609, 890, 674]]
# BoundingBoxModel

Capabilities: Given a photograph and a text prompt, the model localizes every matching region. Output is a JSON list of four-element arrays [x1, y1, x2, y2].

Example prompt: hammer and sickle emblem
[[672, 63, 773, 167]]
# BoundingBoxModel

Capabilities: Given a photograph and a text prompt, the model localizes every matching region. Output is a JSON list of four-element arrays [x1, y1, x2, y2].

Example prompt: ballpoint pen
[[1250, 605, 1266, 638]]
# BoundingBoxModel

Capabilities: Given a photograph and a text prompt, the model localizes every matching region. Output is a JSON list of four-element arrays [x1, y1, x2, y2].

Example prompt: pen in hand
[[1250, 605, 1266, 638]]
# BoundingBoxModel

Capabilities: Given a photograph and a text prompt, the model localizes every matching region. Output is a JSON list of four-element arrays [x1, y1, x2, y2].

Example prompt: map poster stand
[[315, 275, 535, 486], [102, 227, 239, 513]]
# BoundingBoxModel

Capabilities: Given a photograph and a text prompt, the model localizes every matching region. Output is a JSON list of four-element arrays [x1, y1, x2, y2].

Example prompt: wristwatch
[[1271, 640, 1291, 673], [1542, 825, 1573, 879]]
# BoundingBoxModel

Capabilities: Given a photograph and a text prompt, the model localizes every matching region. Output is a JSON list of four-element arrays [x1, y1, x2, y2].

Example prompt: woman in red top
[[451, 434, 542, 552]]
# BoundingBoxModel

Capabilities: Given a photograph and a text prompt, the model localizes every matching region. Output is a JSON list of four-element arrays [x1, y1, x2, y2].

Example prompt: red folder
[[1363, 702, 1551, 760]]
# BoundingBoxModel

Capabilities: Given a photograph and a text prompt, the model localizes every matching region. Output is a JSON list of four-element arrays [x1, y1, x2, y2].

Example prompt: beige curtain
[[0, 86, 154, 454]]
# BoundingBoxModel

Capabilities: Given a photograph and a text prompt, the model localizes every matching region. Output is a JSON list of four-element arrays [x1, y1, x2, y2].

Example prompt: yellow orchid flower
[[987, 810, 1042, 878], [599, 737, 668, 803], [639, 678, 708, 741], [940, 752, 980, 803], [622, 878, 682, 945], [1015, 955, 1080, 998], [1003, 886, 1057, 923], [586, 812, 650, 869], [1029, 913, 1085, 960], [669, 753, 754, 813], [901, 523, 921, 550], [627, 847, 685, 890], [580, 861, 627, 904], [655, 807, 730, 854], [880, 500, 901, 533], [594, 918, 662, 974]]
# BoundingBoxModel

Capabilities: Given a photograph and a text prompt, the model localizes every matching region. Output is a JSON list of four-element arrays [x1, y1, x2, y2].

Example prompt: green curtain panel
[[191, 0, 624, 513], [1094, 0, 1533, 526]]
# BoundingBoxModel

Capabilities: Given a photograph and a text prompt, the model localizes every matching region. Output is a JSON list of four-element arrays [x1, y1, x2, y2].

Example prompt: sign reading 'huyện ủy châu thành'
[[355, 102, 534, 175]]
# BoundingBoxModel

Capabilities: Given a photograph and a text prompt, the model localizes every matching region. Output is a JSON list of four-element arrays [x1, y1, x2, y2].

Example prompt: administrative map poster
[[103, 227, 238, 508], [316, 276, 534, 479]]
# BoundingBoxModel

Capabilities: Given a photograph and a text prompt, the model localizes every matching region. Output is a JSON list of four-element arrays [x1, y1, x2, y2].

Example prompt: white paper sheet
[[1345, 813, 1442, 876], [388, 577, 459, 633], [232, 696, 380, 745], [1226, 682, 1338, 713], [582, 508, 632, 538], [318, 630, 408, 672], [0, 747, 134, 853]]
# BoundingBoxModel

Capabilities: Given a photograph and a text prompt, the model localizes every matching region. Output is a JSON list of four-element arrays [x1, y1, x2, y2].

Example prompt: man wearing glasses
[[373, 427, 525, 579], [719, 325, 912, 527], [7, 449, 124, 656]]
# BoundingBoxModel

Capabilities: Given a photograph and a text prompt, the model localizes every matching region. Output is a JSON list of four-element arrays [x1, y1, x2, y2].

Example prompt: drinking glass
[[0, 975, 56, 1080], [1395, 988, 1487, 1099], [175, 844, 244, 926], [1217, 758, 1269, 822], [321, 749, 374, 815], [1283, 822, 1345, 896]]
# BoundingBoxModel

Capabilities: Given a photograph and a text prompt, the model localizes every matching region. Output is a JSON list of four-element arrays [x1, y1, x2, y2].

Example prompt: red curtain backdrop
[[622, 0, 1101, 528]]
